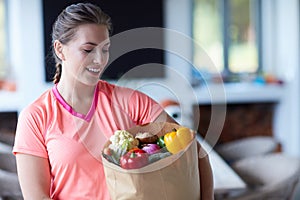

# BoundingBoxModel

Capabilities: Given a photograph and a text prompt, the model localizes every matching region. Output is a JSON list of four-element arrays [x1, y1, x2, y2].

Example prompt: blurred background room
[[0, 0, 300, 199]]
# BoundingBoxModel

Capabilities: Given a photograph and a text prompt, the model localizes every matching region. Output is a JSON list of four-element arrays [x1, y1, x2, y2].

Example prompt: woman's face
[[60, 23, 110, 86]]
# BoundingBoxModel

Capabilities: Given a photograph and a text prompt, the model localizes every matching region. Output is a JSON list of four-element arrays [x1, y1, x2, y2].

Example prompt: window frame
[[0, 0, 10, 79], [193, 0, 263, 76]]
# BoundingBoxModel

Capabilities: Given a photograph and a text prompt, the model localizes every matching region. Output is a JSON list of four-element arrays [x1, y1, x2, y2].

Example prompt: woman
[[13, 2, 213, 200]]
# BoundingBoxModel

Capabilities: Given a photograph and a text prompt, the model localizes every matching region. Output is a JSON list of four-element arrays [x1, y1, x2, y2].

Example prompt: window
[[193, 0, 261, 76], [0, 0, 8, 79]]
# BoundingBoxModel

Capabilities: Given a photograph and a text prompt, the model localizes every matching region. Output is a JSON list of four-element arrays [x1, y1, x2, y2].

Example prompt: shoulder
[[19, 88, 55, 122], [97, 80, 115, 95], [97, 80, 140, 97], [97, 80, 154, 106]]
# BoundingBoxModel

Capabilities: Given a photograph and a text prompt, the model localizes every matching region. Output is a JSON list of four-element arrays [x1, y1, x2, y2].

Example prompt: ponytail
[[53, 63, 62, 84]]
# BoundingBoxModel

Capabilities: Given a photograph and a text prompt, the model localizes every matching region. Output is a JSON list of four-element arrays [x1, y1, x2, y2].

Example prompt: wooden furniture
[[0, 112, 17, 146], [194, 102, 275, 145]]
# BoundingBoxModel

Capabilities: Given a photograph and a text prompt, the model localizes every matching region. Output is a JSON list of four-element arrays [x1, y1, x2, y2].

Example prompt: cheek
[[74, 52, 91, 66], [65, 50, 83, 64], [102, 53, 109, 66], [105, 53, 110, 63], [65, 55, 89, 74]]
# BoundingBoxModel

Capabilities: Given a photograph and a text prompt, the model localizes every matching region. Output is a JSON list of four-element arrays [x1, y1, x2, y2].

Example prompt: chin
[[79, 77, 99, 87]]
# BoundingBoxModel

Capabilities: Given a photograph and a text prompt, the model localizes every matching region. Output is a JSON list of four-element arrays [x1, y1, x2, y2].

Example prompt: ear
[[53, 40, 65, 61]]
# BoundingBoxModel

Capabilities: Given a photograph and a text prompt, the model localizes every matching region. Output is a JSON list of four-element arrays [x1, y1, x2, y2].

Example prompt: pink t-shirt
[[13, 80, 163, 200]]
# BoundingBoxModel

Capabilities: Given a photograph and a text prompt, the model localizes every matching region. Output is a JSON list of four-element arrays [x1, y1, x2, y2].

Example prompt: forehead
[[72, 24, 110, 45]]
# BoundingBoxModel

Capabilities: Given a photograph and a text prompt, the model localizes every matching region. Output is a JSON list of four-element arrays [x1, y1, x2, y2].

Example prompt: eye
[[83, 49, 93, 53], [102, 48, 109, 54]]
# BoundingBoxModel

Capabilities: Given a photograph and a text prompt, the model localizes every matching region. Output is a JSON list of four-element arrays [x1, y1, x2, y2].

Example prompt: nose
[[93, 53, 102, 64], [93, 57, 101, 64], [93, 49, 106, 64]]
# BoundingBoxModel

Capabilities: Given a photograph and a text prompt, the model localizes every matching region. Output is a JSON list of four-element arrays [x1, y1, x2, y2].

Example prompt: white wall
[[8, 0, 51, 110], [262, 0, 300, 156], [6, 0, 300, 155], [270, 0, 300, 156]]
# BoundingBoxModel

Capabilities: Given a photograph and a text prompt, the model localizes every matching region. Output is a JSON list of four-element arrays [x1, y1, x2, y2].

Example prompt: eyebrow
[[82, 42, 110, 46]]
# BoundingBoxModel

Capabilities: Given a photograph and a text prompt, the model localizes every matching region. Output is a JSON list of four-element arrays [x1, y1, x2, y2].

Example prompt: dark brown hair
[[51, 3, 112, 84]]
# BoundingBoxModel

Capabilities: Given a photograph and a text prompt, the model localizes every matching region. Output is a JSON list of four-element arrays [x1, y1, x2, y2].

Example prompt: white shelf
[[193, 83, 285, 104], [0, 91, 21, 112], [0, 82, 286, 113]]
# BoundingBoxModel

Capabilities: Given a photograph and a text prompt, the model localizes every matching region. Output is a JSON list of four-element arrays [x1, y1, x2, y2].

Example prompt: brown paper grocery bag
[[101, 122, 200, 200]]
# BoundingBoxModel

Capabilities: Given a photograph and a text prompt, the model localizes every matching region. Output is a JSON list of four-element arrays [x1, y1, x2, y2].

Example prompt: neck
[[57, 82, 95, 100], [56, 80, 97, 115]]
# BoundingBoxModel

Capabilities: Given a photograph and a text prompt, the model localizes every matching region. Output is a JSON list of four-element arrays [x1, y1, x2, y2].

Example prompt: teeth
[[87, 68, 100, 73]]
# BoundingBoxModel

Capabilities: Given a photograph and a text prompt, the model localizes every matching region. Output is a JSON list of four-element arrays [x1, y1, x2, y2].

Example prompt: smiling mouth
[[87, 68, 101, 73]]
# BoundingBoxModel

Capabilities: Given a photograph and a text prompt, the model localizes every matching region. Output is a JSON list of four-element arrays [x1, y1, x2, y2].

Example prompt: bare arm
[[153, 110, 178, 124], [197, 142, 214, 200], [16, 153, 53, 200]]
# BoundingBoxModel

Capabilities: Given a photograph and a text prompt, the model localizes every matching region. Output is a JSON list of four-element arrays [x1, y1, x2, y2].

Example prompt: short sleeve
[[13, 106, 48, 158], [111, 86, 163, 125], [110, 86, 164, 126], [128, 90, 164, 124]]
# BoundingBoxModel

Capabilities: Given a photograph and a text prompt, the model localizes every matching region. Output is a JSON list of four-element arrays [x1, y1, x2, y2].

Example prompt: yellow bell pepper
[[164, 127, 193, 154]]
